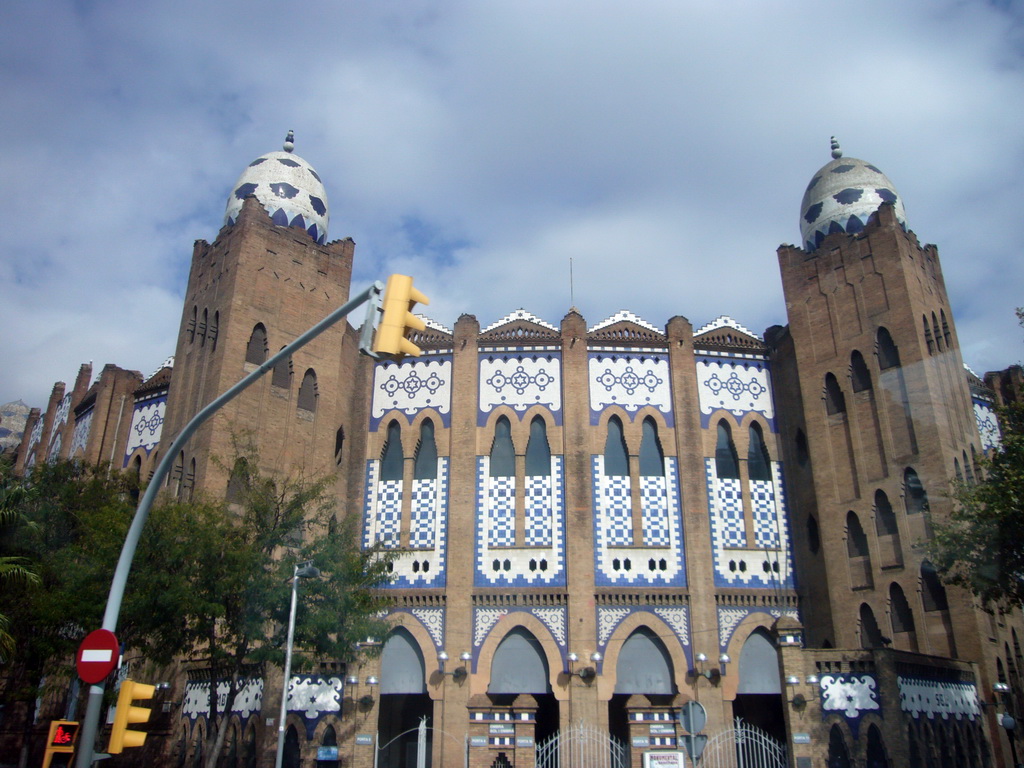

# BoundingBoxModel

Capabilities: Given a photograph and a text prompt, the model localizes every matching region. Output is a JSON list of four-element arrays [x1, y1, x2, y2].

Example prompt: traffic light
[[42, 720, 79, 768], [107, 679, 156, 753], [373, 274, 430, 358]]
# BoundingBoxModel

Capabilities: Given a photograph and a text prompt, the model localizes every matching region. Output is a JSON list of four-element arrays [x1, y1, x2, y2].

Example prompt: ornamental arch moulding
[[471, 611, 567, 700], [597, 611, 689, 701]]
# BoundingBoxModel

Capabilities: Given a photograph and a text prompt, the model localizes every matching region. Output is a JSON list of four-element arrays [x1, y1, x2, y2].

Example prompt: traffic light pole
[[75, 281, 384, 767]]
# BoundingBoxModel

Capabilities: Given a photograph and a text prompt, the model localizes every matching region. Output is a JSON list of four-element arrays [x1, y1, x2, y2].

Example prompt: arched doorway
[[732, 628, 786, 743], [489, 628, 559, 745], [378, 628, 432, 768], [609, 627, 675, 746]]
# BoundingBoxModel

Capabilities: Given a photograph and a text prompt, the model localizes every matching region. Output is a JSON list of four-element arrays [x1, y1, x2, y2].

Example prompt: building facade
[[14, 135, 1022, 768]]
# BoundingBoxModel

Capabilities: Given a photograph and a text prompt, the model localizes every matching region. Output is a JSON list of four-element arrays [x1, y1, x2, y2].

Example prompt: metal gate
[[698, 720, 786, 768], [535, 722, 628, 768]]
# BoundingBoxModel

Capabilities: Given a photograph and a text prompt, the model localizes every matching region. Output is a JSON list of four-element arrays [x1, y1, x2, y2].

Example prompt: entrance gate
[[535, 722, 628, 768], [698, 720, 786, 768]]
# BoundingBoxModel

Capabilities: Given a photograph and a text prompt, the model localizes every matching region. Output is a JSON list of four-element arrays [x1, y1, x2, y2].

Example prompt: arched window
[[334, 426, 344, 466], [795, 429, 810, 467], [953, 457, 963, 483], [187, 306, 197, 344], [489, 628, 550, 694], [847, 511, 870, 558], [490, 416, 515, 477], [614, 627, 674, 694], [932, 312, 944, 352], [226, 457, 248, 504], [209, 311, 219, 351], [828, 725, 851, 768], [282, 725, 300, 768], [941, 309, 951, 347], [904, 468, 928, 514], [170, 450, 184, 493], [859, 603, 884, 648], [963, 450, 975, 485], [747, 423, 771, 481], [245, 324, 268, 365], [297, 369, 317, 412], [866, 724, 889, 768], [923, 316, 935, 355], [921, 561, 950, 612], [199, 308, 208, 347], [806, 515, 821, 554], [851, 350, 872, 392], [889, 583, 916, 635], [380, 421, 404, 482], [272, 349, 291, 389], [318, 724, 339, 768], [638, 417, 664, 476], [604, 416, 629, 477], [877, 327, 901, 370], [971, 446, 981, 483], [714, 421, 739, 480], [825, 373, 846, 415], [525, 416, 551, 476], [380, 628, 427, 694], [414, 419, 438, 480], [874, 490, 898, 536]]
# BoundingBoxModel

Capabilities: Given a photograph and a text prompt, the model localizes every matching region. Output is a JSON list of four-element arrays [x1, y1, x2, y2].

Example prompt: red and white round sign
[[76, 629, 120, 684]]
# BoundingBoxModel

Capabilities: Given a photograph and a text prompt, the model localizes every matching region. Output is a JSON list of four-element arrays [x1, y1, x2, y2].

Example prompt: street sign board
[[679, 701, 707, 734], [76, 630, 119, 684]]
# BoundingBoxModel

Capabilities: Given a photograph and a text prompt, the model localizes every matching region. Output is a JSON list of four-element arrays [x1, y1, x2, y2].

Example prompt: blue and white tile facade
[[474, 455, 566, 587], [363, 457, 448, 588], [285, 675, 345, 737], [819, 673, 880, 738], [371, 357, 452, 431], [123, 394, 166, 466], [472, 606, 568, 669], [70, 407, 93, 457], [479, 353, 562, 426], [716, 606, 800, 651], [591, 455, 686, 587], [596, 605, 690, 668], [696, 336, 794, 589], [46, 394, 71, 462], [588, 353, 673, 426], [973, 395, 1000, 452], [898, 676, 980, 721], [182, 678, 264, 722]]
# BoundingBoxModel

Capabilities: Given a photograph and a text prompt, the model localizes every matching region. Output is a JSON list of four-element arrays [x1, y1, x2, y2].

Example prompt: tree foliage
[[932, 398, 1024, 606]]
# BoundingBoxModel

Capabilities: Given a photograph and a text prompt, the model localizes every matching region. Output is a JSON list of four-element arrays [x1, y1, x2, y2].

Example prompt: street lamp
[[275, 561, 321, 768]]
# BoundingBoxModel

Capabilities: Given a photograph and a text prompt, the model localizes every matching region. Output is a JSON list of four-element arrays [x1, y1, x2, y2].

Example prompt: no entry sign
[[76, 629, 120, 684]]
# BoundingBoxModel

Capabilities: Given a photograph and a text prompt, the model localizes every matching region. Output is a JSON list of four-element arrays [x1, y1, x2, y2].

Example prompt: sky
[[2, 0, 1023, 409]]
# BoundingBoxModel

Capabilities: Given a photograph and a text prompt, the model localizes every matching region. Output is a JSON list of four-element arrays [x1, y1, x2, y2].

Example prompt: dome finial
[[283, 130, 295, 153], [830, 136, 843, 159]]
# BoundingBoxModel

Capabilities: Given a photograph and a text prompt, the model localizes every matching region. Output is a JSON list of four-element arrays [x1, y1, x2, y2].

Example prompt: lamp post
[[275, 561, 321, 768]]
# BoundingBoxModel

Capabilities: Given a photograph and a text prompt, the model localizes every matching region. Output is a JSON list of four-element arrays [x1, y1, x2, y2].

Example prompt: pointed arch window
[[904, 468, 928, 514], [199, 308, 208, 347], [825, 372, 846, 415], [923, 316, 935, 355], [874, 490, 898, 536], [209, 310, 219, 351], [828, 725, 851, 768], [860, 603, 884, 648], [245, 324, 268, 365], [877, 327, 901, 370], [932, 313, 944, 352], [638, 417, 664, 476], [714, 421, 739, 480], [187, 306, 197, 344], [380, 421, 404, 482], [847, 512, 870, 558], [807, 515, 821, 554], [851, 350, 872, 392], [297, 369, 318, 412], [525, 416, 551, 476], [334, 426, 344, 466], [953, 457, 963, 483], [414, 419, 438, 480], [941, 310, 951, 347], [795, 429, 810, 467], [921, 561, 950, 612], [889, 583, 916, 635], [490, 416, 515, 477], [963, 450, 975, 485], [604, 416, 629, 477], [748, 423, 771, 481], [272, 349, 292, 389]]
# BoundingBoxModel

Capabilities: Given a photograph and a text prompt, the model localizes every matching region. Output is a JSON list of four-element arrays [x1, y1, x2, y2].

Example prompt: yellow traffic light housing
[[42, 720, 79, 768], [372, 274, 430, 358], [107, 679, 156, 753]]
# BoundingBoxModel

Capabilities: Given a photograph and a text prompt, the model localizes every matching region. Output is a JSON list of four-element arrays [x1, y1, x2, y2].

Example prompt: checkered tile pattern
[[487, 476, 516, 547], [716, 477, 745, 547], [601, 472, 634, 546], [410, 478, 437, 548], [362, 461, 378, 550], [750, 478, 779, 547], [524, 474, 553, 546], [375, 479, 403, 549], [640, 475, 670, 546]]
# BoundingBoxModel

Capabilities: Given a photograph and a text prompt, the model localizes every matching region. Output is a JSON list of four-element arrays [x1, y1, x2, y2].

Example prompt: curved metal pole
[[75, 282, 382, 767]]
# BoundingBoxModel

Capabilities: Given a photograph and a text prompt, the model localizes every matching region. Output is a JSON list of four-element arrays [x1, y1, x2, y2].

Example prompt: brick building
[[14, 134, 1022, 767]]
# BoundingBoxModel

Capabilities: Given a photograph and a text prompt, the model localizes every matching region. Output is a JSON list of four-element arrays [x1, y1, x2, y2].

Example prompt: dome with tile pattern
[[799, 138, 906, 252], [224, 131, 329, 244]]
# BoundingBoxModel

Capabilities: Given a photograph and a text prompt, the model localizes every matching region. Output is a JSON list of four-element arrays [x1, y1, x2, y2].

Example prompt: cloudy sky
[[2, 0, 1023, 408]]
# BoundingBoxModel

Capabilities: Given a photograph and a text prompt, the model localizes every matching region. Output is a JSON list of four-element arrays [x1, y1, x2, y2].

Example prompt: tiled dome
[[224, 131, 329, 244], [799, 138, 907, 252]]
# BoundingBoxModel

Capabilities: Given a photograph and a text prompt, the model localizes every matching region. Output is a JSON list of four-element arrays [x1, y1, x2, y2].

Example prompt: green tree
[[127, 446, 394, 768], [932, 396, 1024, 606]]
